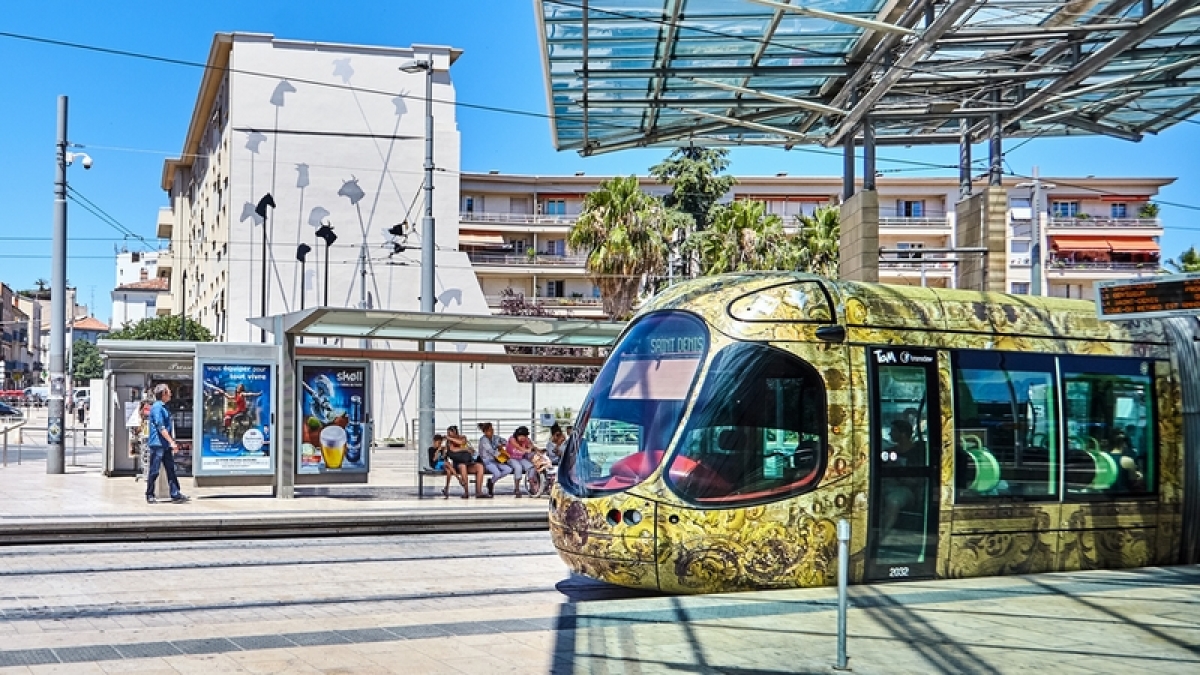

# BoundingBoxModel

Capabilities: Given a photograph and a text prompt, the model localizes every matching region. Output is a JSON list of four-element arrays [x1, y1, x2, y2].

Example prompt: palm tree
[[569, 176, 674, 320], [1165, 246, 1200, 273], [793, 206, 841, 278], [684, 199, 788, 274]]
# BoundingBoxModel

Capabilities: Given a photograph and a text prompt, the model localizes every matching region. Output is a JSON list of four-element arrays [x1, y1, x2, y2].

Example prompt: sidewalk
[[0, 439, 548, 544]]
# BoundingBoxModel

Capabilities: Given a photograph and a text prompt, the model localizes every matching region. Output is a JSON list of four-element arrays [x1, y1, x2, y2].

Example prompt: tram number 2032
[[888, 567, 910, 578]]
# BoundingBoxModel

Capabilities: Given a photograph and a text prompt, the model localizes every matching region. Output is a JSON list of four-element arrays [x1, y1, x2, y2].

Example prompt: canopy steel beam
[[1135, 92, 1200, 131], [825, 0, 978, 146], [690, 77, 844, 115], [643, 0, 685, 135], [294, 346, 605, 367], [1009, 1, 1196, 126], [675, 107, 810, 141], [575, 65, 852, 78], [744, 0, 916, 35]]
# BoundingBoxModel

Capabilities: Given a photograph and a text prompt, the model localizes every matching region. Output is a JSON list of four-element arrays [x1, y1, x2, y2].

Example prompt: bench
[[417, 465, 485, 498]]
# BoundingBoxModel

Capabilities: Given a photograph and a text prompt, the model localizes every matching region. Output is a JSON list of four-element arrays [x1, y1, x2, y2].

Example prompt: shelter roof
[[535, 0, 1200, 153], [250, 308, 626, 347]]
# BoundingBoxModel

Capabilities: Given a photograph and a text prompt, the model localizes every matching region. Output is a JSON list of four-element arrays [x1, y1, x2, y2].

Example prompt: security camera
[[81, 155, 93, 170]]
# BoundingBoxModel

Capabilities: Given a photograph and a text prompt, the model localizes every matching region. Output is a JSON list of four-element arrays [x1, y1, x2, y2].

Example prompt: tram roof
[[535, 0, 1200, 153], [250, 308, 626, 347]]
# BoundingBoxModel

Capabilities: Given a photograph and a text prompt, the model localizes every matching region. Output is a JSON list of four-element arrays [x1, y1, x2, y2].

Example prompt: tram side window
[[668, 342, 827, 504], [1061, 356, 1154, 497], [953, 351, 1058, 501]]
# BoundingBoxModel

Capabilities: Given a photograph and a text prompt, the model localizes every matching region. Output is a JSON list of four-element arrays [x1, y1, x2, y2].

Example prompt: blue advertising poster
[[198, 363, 274, 475], [298, 362, 369, 474]]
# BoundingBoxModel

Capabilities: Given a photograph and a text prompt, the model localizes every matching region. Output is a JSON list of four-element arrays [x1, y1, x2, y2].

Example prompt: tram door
[[865, 347, 941, 582]]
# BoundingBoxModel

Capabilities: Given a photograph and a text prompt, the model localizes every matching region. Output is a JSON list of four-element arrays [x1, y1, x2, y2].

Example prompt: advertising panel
[[297, 362, 369, 474], [196, 362, 274, 476]]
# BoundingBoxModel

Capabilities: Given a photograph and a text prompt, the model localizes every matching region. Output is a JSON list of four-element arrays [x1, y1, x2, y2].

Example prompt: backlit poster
[[196, 362, 274, 476], [297, 362, 370, 474]]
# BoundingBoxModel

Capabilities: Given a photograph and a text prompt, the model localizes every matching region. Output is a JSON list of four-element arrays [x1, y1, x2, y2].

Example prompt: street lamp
[[49, 95, 93, 474], [315, 223, 337, 307], [399, 57, 437, 459], [296, 243, 312, 311], [255, 193, 276, 343]]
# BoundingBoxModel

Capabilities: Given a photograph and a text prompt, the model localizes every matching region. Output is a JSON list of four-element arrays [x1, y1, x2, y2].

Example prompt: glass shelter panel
[[953, 352, 1058, 501]]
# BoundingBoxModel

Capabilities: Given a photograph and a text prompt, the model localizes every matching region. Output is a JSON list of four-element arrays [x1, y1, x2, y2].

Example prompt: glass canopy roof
[[535, 0, 1200, 153], [250, 309, 626, 346]]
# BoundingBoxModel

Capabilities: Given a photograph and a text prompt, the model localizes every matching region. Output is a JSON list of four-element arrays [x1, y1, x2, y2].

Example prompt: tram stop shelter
[[252, 308, 625, 499], [535, 0, 1200, 288]]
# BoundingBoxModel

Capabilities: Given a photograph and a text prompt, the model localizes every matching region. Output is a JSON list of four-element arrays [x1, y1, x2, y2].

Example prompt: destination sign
[[1096, 274, 1200, 321]]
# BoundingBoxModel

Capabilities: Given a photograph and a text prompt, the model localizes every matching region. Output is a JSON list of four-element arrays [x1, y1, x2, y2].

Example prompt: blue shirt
[[147, 401, 174, 448]]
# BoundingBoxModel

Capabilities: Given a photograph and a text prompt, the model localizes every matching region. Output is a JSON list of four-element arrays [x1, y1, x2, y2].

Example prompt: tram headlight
[[606, 508, 622, 526], [623, 509, 642, 525]]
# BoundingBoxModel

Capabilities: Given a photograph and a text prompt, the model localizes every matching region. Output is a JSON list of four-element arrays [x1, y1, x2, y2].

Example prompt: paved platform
[[0, 436, 548, 544]]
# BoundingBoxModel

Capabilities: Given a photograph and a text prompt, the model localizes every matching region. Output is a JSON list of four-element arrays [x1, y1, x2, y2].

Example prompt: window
[[1011, 241, 1030, 253], [1010, 282, 1030, 295], [1061, 356, 1153, 497], [667, 342, 827, 505], [546, 280, 565, 298], [464, 197, 475, 213], [896, 242, 925, 259], [559, 312, 709, 499], [1110, 203, 1128, 218], [1052, 201, 1080, 218], [953, 351, 1058, 501], [897, 200, 925, 217], [544, 199, 566, 215]]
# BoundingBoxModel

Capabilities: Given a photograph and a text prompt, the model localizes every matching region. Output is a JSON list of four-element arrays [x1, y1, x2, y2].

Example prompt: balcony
[[466, 252, 588, 267], [1048, 261, 1160, 272], [878, 215, 950, 230], [156, 207, 173, 239], [484, 295, 602, 308], [879, 254, 956, 273], [460, 211, 577, 226]]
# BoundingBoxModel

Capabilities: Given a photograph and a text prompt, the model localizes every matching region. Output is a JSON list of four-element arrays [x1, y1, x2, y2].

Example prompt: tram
[[549, 273, 1195, 593]]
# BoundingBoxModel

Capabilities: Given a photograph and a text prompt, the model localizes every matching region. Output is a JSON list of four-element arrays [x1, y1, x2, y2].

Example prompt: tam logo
[[873, 349, 897, 364]]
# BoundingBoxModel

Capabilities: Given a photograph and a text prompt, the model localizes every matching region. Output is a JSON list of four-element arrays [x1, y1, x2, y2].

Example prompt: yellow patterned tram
[[549, 273, 1195, 593]]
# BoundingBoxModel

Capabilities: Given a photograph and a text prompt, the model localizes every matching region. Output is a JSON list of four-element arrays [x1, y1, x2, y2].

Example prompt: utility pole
[[48, 95, 68, 474], [1016, 167, 1055, 297]]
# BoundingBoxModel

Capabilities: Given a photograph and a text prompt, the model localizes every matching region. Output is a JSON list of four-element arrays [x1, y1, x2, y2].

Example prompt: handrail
[[460, 211, 577, 225], [2, 419, 28, 466]]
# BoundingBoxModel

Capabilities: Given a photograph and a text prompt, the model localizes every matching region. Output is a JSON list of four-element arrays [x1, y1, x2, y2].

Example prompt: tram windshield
[[558, 311, 708, 498]]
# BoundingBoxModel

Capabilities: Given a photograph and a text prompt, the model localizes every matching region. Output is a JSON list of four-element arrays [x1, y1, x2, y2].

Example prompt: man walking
[[145, 384, 188, 504]]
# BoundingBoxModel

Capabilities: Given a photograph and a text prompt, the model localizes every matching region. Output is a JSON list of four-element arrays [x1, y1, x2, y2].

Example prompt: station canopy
[[251, 308, 626, 347], [535, 0, 1200, 154]]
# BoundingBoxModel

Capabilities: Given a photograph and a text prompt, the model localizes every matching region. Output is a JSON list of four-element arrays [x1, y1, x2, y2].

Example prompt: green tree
[[569, 175, 675, 320], [793, 205, 841, 278], [107, 315, 213, 342], [1165, 246, 1200, 273], [71, 339, 104, 380], [649, 147, 736, 232], [1138, 202, 1160, 219], [684, 199, 791, 274]]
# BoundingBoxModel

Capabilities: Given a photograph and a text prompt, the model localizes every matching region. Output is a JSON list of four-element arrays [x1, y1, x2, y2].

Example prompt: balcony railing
[[460, 211, 576, 225], [879, 254, 955, 271], [466, 252, 588, 267], [1048, 217, 1161, 229], [1048, 261, 1161, 271], [879, 216, 951, 229]]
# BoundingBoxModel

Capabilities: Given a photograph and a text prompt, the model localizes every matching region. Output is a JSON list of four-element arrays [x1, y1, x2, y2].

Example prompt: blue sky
[[2, 0, 1197, 326]]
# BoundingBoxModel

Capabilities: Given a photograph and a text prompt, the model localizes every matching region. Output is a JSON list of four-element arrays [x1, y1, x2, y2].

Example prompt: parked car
[[0, 401, 24, 420]]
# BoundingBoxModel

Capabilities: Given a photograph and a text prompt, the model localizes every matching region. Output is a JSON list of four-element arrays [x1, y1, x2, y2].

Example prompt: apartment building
[[458, 173, 1170, 311], [1, 284, 35, 390]]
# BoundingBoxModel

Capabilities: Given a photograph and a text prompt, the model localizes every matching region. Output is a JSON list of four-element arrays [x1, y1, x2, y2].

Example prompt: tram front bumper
[[549, 489, 660, 588]]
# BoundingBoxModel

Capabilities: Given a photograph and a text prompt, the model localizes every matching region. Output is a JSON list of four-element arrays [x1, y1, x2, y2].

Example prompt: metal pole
[[418, 59, 437, 462], [835, 518, 850, 670], [260, 207, 269, 343], [180, 270, 188, 341], [863, 117, 876, 191], [299, 259, 306, 311], [989, 89, 1003, 187], [959, 112, 972, 200], [1031, 166, 1043, 297], [48, 95, 67, 474]]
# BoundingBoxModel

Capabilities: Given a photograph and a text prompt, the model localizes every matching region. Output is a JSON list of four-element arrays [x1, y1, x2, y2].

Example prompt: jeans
[[145, 445, 182, 499], [482, 460, 514, 482]]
